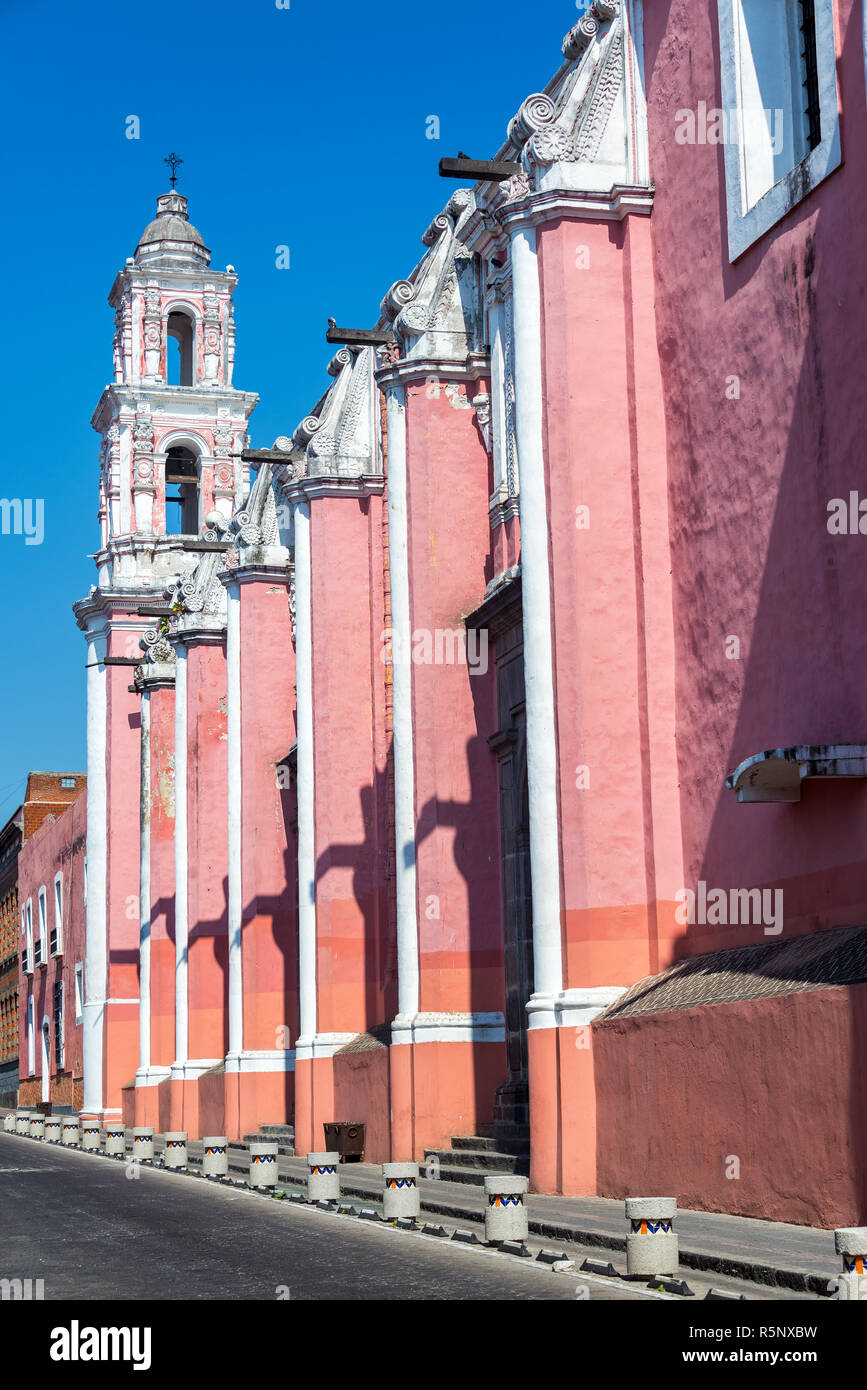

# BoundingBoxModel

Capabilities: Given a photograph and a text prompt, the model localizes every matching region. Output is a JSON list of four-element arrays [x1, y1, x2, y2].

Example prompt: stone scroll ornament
[[505, 0, 622, 173]]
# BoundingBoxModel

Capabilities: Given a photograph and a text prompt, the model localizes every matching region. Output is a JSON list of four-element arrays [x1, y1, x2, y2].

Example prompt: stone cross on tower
[[164, 152, 183, 188]]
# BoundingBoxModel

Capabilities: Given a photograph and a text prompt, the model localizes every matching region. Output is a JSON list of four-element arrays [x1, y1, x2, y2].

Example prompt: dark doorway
[[482, 577, 534, 1132]]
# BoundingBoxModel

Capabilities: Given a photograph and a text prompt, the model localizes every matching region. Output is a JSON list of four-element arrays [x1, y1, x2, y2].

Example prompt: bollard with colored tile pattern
[[484, 1174, 529, 1245], [202, 1136, 229, 1177], [163, 1132, 188, 1169], [132, 1127, 154, 1160], [249, 1142, 278, 1188], [625, 1198, 679, 1277], [383, 1162, 420, 1221], [307, 1152, 340, 1202]]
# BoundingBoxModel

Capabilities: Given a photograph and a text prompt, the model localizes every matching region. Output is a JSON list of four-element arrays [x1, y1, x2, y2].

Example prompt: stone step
[[259, 1125, 295, 1139], [425, 1146, 529, 1176], [418, 1162, 510, 1188], [451, 1133, 530, 1157], [242, 1133, 295, 1155]]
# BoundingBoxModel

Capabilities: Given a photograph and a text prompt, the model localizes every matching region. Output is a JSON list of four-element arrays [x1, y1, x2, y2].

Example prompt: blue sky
[[0, 0, 582, 826]]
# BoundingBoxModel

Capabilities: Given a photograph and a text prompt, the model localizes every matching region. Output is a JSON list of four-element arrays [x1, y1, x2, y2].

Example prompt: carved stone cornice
[[375, 354, 491, 392]]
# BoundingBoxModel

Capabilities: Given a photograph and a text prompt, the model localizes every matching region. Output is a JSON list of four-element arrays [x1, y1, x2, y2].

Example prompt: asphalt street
[[0, 1133, 650, 1301]]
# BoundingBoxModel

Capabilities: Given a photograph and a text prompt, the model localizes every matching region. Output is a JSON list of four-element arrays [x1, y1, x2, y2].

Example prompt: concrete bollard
[[249, 1142, 279, 1188], [81, 1121, 101, 1151], [626, 1197, 679, 1276], [484, 1174, 529, 1245], [44, 1117, 62, 1143], [104, 1123, 125, 1156], [834, 1228, 867, 1300], [307, 1152, 340, 1202], [3, 1112, 15, 1133], [29, 1115, 45, 1140], [383, 1162, 420, 1221], [131, 1127, 154, 1160], [16, 1110, 33, 1135], [202, 1137, 229, 1178], [62, 1118, 80, 1146], [163, 1132, 188, 1168]]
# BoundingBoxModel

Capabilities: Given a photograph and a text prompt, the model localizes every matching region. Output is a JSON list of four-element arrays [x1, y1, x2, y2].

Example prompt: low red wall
[[332, 1047, 391, 1164], [593, 984, 867, 1228]]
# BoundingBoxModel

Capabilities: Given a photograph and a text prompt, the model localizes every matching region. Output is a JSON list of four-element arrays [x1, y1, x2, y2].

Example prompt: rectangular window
[[718, 0, 840, 258], [61, 778, 75, 789], [27, 995, 34, 1076], [74, 962, 84, 1025], [51, 873, 63, 956], [21, 906, 31, 975], [53, 981, 64, 1069], [37, 887, 46, 953]]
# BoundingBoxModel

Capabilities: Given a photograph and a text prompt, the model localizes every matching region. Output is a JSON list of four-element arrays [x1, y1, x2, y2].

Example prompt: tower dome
[[135, 191, 210, 267]]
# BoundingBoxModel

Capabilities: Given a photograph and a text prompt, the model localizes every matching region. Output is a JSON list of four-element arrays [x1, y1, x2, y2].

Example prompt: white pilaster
[[225, 581, 243, 1058], [173, 642, 189, 1065], [293, 501, 317, 1044], [385, 386, 420, 1023], [510, 225, 564, 1023], [82, 625, 108, 1114], [137, 690, 151, 1075]]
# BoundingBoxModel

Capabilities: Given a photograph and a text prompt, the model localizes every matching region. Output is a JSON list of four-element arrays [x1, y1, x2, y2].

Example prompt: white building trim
[[293, 501, 317, 1044], [391, 1012, 506, 1045], [137, 689, 152, 1076], [385, 386, 420, 1024], [173, 642, 189, 1066], [224, 1050, 296, 1074], [526, 987, 627, 1031], [83, 625, 108, 1113], [510, 225, 564, 1023], [225, 580, 244, 1058], [294, 1033, 357, 1063]]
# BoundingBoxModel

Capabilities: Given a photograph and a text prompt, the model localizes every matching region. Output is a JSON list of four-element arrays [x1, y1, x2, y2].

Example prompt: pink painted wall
[[185, 640, 228, 1062], [594, 983, 867, 1226], [148, 684, 176, 1072], [404, 378, 504, 1018], [310, 492, 392, 1037], [18, 792, 87, 1100], [239, 577, 296, 1057], [643, 0, 867, 958], [333, 1046, 391, 1164], [105, 624, 148, 1104], [538, 214, 681, 989]]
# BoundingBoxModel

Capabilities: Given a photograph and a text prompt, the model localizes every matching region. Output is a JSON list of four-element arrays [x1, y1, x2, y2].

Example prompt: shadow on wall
[[603, 0, 867, 1224]]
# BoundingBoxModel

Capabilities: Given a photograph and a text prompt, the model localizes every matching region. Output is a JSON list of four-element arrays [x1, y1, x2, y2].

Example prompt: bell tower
[[91, 187, 258, 589], [74, 183, 258, 1122]]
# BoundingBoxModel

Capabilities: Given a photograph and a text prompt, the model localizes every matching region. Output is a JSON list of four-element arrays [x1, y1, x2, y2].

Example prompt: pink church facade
[[69, 0, 867, 1226]]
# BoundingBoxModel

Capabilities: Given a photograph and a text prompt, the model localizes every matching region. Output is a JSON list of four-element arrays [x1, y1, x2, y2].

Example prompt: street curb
[[0, 1121, 831, 1294]]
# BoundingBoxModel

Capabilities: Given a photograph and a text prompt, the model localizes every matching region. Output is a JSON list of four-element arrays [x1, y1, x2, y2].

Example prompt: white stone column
[[385, 386, 420, 1023], [138, 689, 152, 1076], [173, 641, 189, 1066], [225, 580, 243, 1060], [83, 623, 108, 1115], [293, 500, 317, 1045], [509, 225, 564, 1019]]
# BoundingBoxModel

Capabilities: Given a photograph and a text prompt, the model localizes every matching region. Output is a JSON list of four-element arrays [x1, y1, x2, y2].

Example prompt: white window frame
[[52, 872, 63, 956], [26, 995, 34, 1075], [718, 0, 841, 260], [24, 899, 33, 974], [74, 962, 84, 1025], [53, 982, 64, 1071], [37, 886, 47, 966]]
